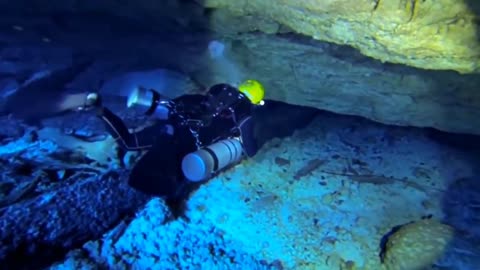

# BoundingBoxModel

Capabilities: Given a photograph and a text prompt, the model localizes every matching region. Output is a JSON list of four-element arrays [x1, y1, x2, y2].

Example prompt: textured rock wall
[[204, 0, 480, 74], [203, 33, 480, 135], [0, 1, 479, 134], [3, 0, 479, 73], [0, 170, 149, 269]]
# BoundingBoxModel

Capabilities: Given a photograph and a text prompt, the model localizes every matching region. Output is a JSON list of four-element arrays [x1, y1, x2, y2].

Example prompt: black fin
[[4, 60, 93, 121]]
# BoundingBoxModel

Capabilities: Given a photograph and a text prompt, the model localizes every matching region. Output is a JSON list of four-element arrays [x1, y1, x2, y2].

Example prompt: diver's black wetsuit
[[97, 83, 259, 198]]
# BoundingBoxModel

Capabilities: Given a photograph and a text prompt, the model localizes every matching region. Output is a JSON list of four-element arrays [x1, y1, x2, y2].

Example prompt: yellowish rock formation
[[204, 0, 480, 73], [381, 219, 455, 270]]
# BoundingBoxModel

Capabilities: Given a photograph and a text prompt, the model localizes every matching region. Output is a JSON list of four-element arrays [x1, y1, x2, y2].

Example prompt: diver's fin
[[4, 60, 94, 121]]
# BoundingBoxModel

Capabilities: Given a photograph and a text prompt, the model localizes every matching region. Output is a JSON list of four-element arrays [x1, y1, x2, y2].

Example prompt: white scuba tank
[[181, 138, 244, 182]]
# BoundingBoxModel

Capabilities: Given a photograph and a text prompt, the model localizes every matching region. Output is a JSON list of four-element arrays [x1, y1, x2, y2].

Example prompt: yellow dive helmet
[[238, 79, 265, 105]]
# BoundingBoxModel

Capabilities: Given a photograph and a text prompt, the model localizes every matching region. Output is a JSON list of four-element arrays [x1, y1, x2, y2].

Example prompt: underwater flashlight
[[127, 86, 172, 120]]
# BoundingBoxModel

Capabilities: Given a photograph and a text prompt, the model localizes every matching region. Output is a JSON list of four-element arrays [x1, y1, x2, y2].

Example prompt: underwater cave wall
[[0, 0, 479, 135]]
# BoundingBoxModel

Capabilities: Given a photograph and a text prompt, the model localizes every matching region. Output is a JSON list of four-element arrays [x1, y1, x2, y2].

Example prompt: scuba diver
[[39, 80, 266, 200]]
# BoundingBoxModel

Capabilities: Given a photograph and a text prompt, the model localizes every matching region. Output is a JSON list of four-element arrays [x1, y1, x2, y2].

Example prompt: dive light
[[127, 86, 172, 120]]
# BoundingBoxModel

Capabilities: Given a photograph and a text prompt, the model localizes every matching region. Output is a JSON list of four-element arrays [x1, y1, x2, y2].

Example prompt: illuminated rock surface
[[45, 112, 480, 270], [0, 1, 480, 134], [1, 2, 480, 270], [204, 0, 480, 74]]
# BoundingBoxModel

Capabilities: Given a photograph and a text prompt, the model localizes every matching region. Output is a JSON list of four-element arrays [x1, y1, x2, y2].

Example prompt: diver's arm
[[58, 92, 161, 151], [97, 107, 168, 151]]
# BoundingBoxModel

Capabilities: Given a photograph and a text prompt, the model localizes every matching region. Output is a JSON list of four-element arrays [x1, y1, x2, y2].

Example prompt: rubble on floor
[[46, 113, 480, 270], [0, 117, 149, 269]]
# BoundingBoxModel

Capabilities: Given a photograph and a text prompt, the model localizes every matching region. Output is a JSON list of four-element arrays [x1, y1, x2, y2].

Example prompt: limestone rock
[[381, 219, 454, 270], [208, 33, 480, 135], [3, 0, 478, 72], [0, 171, 149, 269], [36, 127, 120, 167], [204, 0, 480, 74], [0, 1, 479, 135]]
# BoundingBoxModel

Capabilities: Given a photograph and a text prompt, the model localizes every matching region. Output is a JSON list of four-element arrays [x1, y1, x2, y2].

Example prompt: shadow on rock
[[465, 0, 480, 43], [442, 175, 480, 239], [437, 175, 480, 268], [253, 100, 320, 149], [432, 128, 480, 268]]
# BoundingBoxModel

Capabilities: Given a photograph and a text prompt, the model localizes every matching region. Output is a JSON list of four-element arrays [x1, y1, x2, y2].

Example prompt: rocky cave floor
[[0, 96, 479, 269]]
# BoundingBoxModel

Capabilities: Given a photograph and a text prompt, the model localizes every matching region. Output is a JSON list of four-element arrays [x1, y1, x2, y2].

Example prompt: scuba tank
[[181, 138, 244, 182]]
